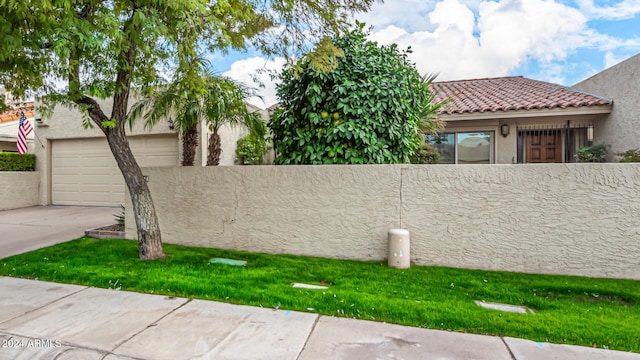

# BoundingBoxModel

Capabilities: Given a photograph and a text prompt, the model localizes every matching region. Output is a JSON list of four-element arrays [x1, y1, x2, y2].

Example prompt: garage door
[[52, 135, 179, 206]]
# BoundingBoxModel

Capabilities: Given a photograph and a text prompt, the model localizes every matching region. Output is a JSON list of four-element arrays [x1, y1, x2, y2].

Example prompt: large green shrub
[[0, 153, 35, 171], [270, 24, 443, 164]]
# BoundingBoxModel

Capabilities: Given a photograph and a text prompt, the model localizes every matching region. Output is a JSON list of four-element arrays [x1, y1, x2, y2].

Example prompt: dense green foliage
[[0, 153, 35, 171], [270, 24, 443, 164], [617, 149, 640, 162], [2, 237, 639, 352], [575, 144, 608, 162]]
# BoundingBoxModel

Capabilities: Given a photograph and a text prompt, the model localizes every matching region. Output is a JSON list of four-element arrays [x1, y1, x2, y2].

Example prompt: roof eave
[[438, 104, 612, 122]]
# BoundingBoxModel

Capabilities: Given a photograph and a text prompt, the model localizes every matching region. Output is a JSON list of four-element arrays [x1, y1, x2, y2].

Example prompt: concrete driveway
[[0, 206, 116, 259]]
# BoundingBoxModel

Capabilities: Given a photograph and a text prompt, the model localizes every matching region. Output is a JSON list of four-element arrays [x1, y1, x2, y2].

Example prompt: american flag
[[17, 110, 33, 155]]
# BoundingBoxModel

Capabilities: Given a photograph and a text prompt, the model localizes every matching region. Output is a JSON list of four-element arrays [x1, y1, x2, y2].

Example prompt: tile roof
[[430, 76, 611, 115], [0, 101, 35, 123]]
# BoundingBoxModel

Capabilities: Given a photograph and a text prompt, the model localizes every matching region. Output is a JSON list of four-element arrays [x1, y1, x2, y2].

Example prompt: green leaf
[[101, 119, 117, 129]]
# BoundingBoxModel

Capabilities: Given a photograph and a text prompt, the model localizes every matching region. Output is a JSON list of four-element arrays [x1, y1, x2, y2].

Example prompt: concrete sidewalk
[[0, 206, 115, 259], [0, 277, 637, 360]]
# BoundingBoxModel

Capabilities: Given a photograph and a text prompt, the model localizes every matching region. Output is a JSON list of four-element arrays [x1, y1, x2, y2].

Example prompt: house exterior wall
[[440, 114, 607, 164], [0, 141, 19, 152], [35, 97, 175, 204], [126, 164, 640, 280], [572, 53, 640, 159], [36, 97, 271, 205], [0, 172, 40, 210]]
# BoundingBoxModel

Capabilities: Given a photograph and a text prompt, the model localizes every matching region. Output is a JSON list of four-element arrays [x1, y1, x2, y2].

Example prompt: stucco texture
[[573, 53, 640, 158], [402, 164, 640, 279], [0, 172, 40, 210], [127, 166, 401, 260], [127, 164, 640, 279]]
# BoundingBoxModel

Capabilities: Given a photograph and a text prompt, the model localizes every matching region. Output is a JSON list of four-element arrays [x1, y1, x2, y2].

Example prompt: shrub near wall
[[0, 153, 35, 171]]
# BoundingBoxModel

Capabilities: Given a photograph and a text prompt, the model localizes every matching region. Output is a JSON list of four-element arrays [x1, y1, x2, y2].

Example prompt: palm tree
[[129, 86, 199, 166], [202, 77, 259, 166], [417, 74, 447, 136], [129, 64, 257, 166]]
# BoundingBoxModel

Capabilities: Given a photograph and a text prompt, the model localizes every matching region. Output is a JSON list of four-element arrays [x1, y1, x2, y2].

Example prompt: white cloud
[[357, 0, 438, 32], [222, 57, 286, 109], [604, 51, 627, 68], [367, 0, 591, 81], [220, 0, 640, 97], [577, 0, 640, 20]]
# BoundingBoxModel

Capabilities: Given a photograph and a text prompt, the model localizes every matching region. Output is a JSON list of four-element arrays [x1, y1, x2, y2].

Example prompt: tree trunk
[[182, 124, 198, 166], [207, 129, 221, 166], [106, 126, 166, 260], [70, 8, 165, 260]]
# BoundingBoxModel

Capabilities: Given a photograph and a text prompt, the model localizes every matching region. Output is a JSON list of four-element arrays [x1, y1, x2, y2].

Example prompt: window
[[426, 132, 493, 164]]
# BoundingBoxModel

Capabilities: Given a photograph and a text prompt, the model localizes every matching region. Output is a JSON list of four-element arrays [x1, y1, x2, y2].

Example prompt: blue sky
[[217, 0, 640, 109]]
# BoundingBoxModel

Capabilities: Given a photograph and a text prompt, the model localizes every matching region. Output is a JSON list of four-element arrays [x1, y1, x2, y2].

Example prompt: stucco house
[[429, 77, 612, 164], [35, 97, 268, 207], [429, 53, 640, 164], [0, 102, 35, 153]]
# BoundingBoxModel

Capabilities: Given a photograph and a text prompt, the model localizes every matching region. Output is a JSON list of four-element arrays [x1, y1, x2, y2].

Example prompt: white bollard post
[[388, 229, 410, 269]]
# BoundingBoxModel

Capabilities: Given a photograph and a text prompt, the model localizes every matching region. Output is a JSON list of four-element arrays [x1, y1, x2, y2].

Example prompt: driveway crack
[[109, 298, 193, 355]]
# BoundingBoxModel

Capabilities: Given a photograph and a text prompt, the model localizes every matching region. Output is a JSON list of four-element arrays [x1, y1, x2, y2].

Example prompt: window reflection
[[426, 134, 454, 164], [457, 133, 491, 164]]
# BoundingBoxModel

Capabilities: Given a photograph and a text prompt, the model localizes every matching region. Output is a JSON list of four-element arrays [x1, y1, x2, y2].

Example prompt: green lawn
[[1, 237, 639, 352]]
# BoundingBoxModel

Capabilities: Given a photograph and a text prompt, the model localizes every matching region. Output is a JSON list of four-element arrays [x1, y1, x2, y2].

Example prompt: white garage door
[[52, 135, 178, 206]]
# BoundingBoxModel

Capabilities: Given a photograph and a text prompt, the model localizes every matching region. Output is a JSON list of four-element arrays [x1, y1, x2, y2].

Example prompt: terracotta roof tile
[[0, 102, 35, 123], [430, 76, 611, 115]]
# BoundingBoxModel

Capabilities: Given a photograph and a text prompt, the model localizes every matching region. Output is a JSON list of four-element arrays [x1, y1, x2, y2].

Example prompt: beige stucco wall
[[126, 165, 401, 260], [402, 164, 640, 279], [573, 53, 640, 159], [127, 164, 640, 279], [0, 172, 40, 210]]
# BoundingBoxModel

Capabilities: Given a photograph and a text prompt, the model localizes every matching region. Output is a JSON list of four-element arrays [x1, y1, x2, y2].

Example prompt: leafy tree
[[270, 23, 444, 165], [0, 1, 380, 260]]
